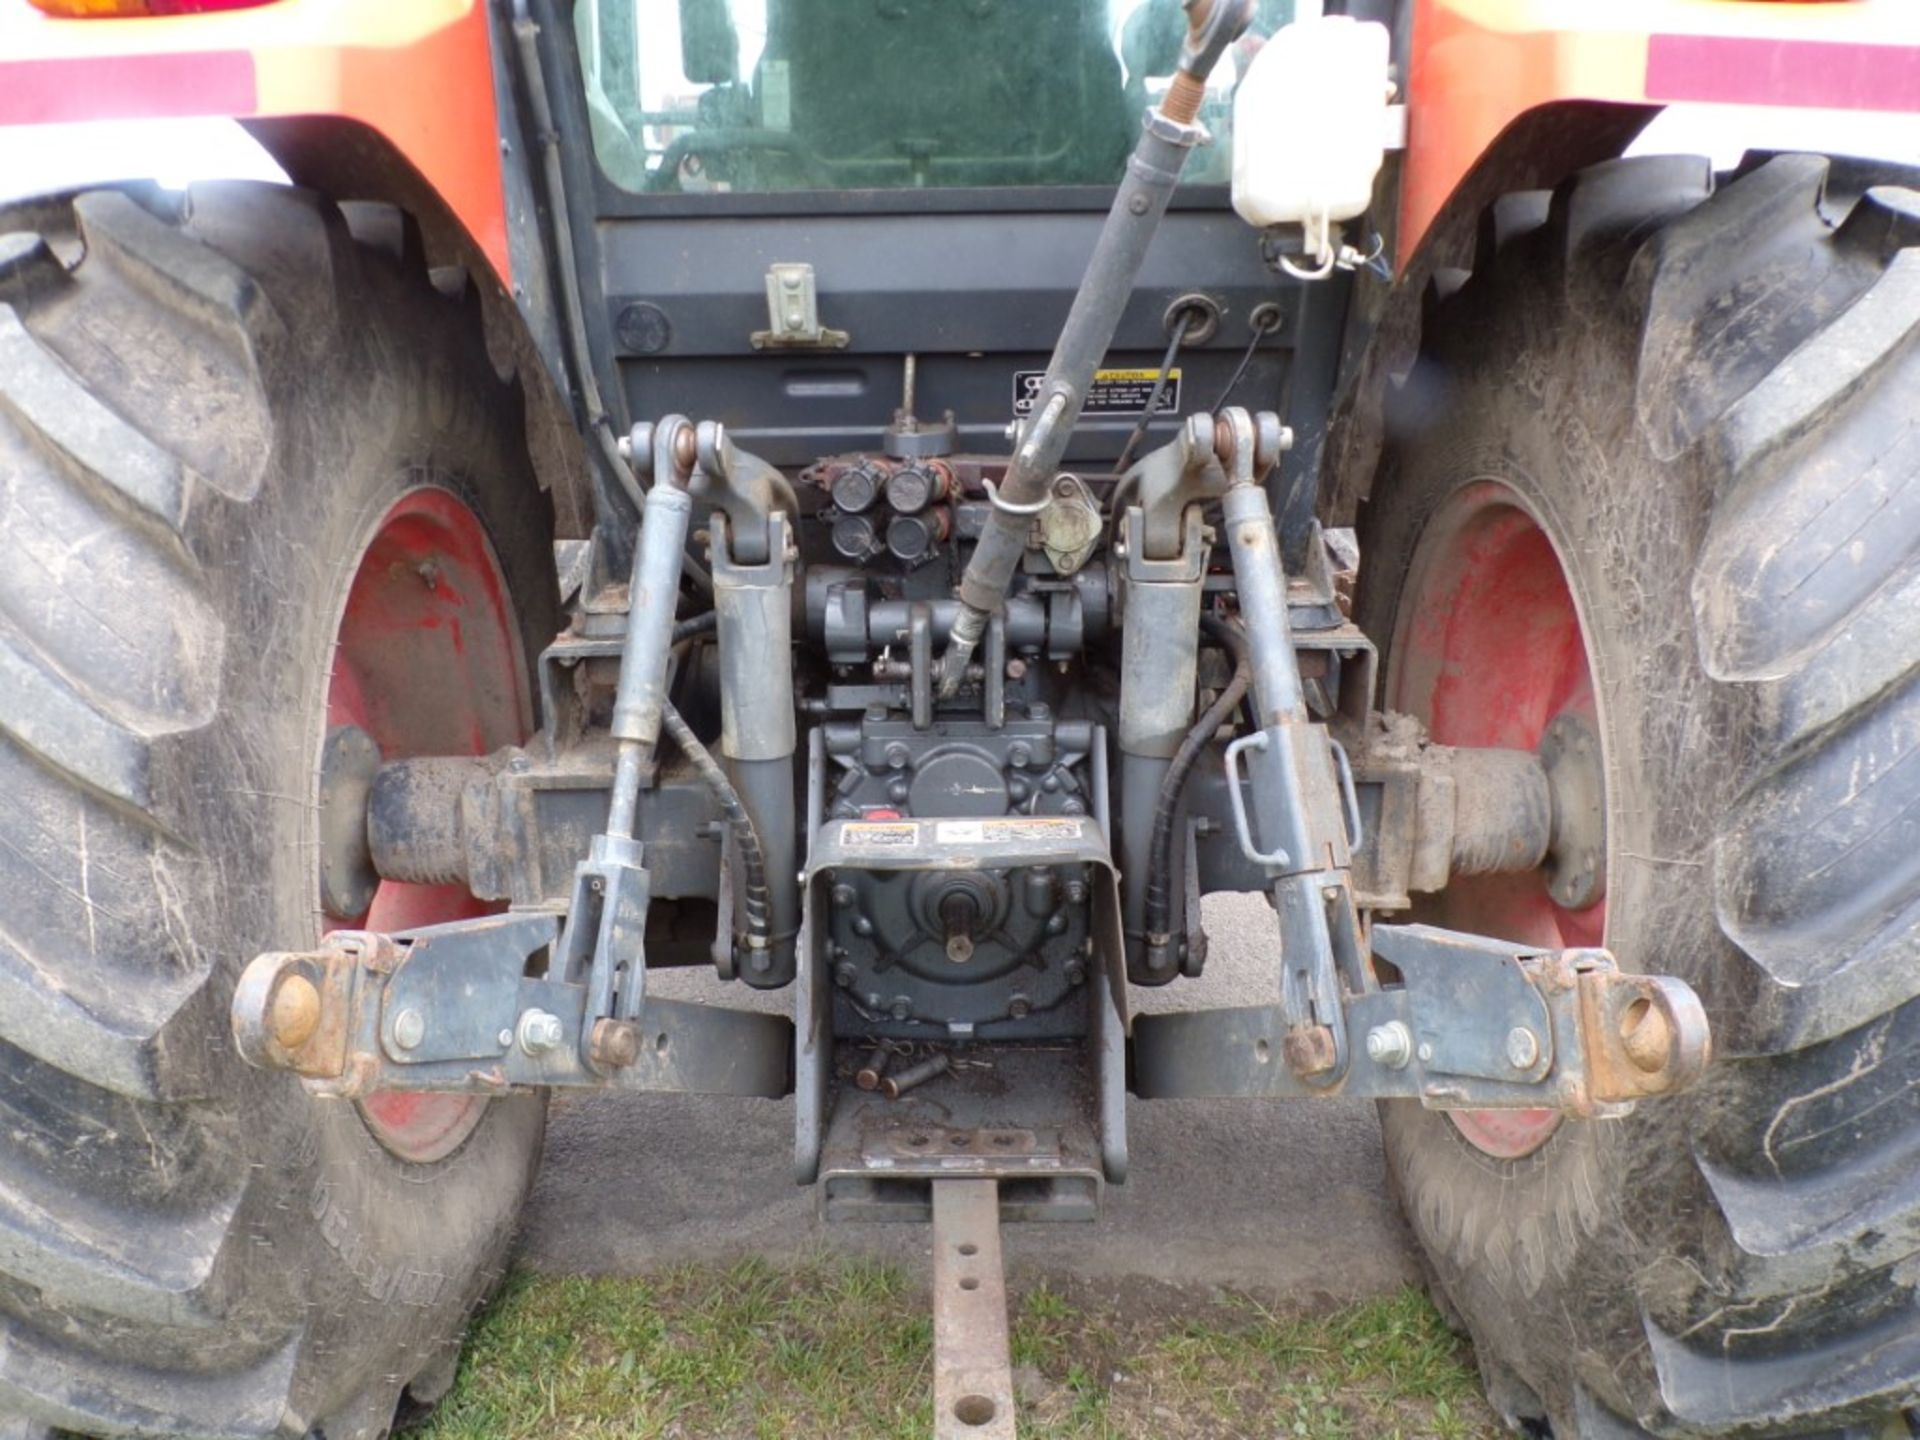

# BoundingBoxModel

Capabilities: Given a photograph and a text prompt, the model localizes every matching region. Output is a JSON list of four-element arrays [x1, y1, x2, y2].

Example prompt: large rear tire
[[0, 184, 555, 1438], [1356, 154, 1920, 1436]]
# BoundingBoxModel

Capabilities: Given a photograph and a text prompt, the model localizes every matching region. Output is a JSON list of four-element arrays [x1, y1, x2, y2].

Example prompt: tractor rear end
[[2, 1, 1919, 1437]]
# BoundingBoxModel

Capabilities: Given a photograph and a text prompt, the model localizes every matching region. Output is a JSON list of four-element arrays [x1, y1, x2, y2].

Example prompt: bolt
[[1064, 880, 1089, 905], [1282, 1024, 1338, 1078], [890, 997, 913, 1022], [1365, 1020, 1413, 1070], [1007, 742, 1033, 768], [1064, 961, 1086, 986], [392, 1008, 426, 1051], [885, 743, 912, 770], [1417, 1042, 1434, 1063], [831, 883, 858, 907], [1007, 995, 1031, 1020], [268, 973, 321, 1051], [834, 960, 857, 988], [1006, 658, 1027, 680], [1506, 1026, 1541, 1070], [1129, 192, 1150, 215], [518, 1009, 565, 1056], [589, 1018, 641, 1069], [497, 1028, 514, 1047], [882, 1051, 950, 1099], [855, 1045, 892, 1091]]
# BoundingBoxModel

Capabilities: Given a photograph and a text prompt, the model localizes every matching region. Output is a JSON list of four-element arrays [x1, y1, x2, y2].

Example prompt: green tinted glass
[[576, 0, 1292, 195]]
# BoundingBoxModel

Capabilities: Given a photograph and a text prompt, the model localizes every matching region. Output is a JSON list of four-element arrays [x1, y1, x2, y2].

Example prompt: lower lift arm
[[1127, 408, 1710, 1114], [231, 415, 795, 1102]]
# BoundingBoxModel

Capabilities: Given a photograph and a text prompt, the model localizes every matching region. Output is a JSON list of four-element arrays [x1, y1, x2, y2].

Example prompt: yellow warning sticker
[[1013, 367, 1181, 418]]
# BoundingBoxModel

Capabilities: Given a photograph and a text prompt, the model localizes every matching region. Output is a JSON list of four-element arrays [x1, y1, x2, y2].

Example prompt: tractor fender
[[0, 0, 595, 538]]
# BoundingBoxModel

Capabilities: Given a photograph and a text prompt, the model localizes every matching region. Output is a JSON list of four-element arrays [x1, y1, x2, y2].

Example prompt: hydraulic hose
[[661, 696, 772, 957], [673, 612, 718, 644], [1144, 614, 1251, 954]]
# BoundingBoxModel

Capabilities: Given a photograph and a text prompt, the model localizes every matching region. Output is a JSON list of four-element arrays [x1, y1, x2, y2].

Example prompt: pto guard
[[1131, 923, 1710, 1114]]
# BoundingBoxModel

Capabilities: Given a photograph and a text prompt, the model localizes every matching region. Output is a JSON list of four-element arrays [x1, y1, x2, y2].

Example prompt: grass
[[412, 1258, 1503, 1439]]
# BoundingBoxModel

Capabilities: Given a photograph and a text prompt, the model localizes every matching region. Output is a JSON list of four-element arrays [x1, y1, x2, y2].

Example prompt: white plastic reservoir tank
[[1231, 16, 1392, 256]]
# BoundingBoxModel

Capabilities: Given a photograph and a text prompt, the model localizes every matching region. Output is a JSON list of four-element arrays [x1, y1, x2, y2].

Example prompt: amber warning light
[[29, 0, 277, 16]]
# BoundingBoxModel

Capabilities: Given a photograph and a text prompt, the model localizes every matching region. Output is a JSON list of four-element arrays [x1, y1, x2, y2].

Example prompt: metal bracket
[[231, 910, 791, 1099], [693, 421, 798, 566], [750, 262, 849, 350], [1132, 923, 1711, 1114], [1119, 412, 1225, 563], [1035, 473, 1103, 576]]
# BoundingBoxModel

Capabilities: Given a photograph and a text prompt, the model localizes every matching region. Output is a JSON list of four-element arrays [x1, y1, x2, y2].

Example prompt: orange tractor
[[1, 1, 1917, 1436]]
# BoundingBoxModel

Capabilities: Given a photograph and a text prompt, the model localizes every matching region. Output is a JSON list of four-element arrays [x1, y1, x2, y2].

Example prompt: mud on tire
[[1355, 153, 1920, 1438], [0, 184, 555, 1438]]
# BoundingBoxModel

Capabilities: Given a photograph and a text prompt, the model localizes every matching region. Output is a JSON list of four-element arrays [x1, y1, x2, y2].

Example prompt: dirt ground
[[517, 894, 1422, 1303]]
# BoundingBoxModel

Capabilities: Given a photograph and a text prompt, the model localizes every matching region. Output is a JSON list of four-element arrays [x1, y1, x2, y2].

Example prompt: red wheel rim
[[1388, 482, 1604, 1159], [326, 488, 531, 1164]]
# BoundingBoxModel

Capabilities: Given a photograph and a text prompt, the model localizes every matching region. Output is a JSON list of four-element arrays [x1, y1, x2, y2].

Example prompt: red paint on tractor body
[[0, 49, 256, 121], [1648, 33, 1920, 111]]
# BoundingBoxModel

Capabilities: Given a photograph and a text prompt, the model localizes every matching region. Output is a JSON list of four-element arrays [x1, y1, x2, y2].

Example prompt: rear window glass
[[575, 0, 1295, 195]]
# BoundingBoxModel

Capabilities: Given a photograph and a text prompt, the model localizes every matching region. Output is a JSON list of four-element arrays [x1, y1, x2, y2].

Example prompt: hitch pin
[[882, 1052, 950, 1100]]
